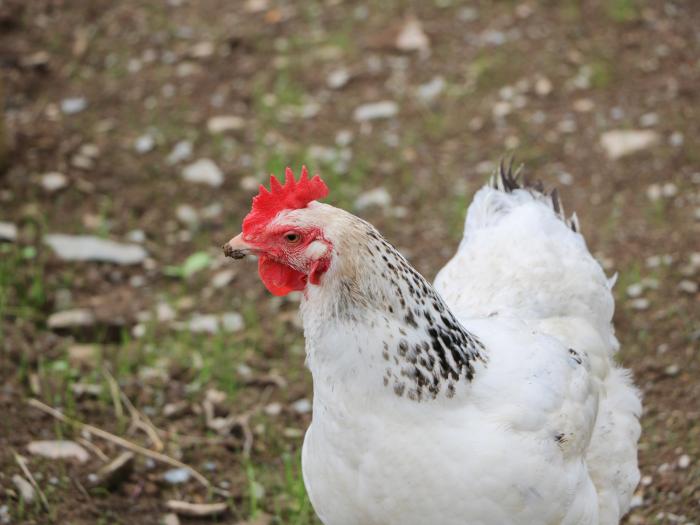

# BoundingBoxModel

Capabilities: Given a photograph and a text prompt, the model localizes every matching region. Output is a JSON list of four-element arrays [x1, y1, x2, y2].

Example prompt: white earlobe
[[306, 240, 328, 260]]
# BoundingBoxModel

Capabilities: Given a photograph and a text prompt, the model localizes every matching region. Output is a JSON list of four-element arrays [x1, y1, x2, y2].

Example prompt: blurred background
[[1, 0, 698, 523]]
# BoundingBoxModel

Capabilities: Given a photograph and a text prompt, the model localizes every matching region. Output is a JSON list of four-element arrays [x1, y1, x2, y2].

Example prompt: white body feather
[[297, 181, 641, 525]]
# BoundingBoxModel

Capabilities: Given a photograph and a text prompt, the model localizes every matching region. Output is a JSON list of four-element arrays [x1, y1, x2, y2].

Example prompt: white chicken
[[223, 165, 641, 525]]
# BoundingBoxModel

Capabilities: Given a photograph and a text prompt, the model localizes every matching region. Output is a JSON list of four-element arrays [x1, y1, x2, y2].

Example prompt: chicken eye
[[284, 232, 301, 244]]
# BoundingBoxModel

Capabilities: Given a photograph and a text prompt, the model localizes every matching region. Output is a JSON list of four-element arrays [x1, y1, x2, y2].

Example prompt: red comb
[[242, 166, 329, 235]]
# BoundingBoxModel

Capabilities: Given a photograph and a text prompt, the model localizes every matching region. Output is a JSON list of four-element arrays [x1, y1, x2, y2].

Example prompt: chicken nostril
[[223, 243, 249, 260]]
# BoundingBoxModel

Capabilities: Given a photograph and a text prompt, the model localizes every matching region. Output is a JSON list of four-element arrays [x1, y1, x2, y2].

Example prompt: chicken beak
[[223, 233, 255, 260]]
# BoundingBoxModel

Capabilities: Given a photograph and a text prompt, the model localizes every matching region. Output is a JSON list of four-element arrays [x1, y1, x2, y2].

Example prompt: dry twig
[[102, 367, 165, 451], [77, 437, 110, 462], [103, 369, 124, 421], [13, 451, 51, 514], [27, 398, 229, 497]]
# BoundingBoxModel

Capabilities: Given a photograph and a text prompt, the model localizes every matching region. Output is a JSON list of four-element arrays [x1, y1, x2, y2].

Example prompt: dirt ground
[[0, 0, 698, 523]]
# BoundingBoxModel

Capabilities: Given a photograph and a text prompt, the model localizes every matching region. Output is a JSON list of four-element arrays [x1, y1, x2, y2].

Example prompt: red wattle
[[309, 258, 329, 285], [258, 256, 307, 296]]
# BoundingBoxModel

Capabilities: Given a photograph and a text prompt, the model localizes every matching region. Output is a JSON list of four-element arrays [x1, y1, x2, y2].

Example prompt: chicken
[[223, 165, 642, 525]]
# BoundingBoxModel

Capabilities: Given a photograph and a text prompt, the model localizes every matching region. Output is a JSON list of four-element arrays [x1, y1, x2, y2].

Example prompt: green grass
[[606, 0, 641, 23], [588, 58, 615, 89], [0, 243, 48, 324]]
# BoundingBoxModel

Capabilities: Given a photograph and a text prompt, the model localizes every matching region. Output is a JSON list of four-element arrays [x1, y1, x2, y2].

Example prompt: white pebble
[[678, 280, 698, 294], [292, 398, 312, 414], [181, 159, 224, 187], [61, 97, 87, 114], [626, 283, 644, 298], [41, 172, 68, 192], [221, 312, 244, 332], [327, 68, 350, 89], [134, 134, 156, 154], [167, 140, 193, 165], [664, 364, 680, 376], [353, 101, 398, 122], [629, 298, 650, 310]]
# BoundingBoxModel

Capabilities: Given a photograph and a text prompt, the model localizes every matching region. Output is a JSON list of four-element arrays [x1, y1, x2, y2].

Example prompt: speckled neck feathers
[[300, 214, 487, 402]]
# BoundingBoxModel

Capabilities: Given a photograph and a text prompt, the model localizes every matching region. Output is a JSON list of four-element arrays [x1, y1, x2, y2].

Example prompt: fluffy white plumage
[[258, 169, 641, 524]]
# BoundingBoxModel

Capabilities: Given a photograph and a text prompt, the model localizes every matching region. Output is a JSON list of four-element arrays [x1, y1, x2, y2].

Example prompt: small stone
[[12, 475, 35, 503], [600, 130, 660, 160], [61, 97, 87, 114], [163, 513, 180, 525], [126, 229, 146, 243], [355, 187, 392, 210], [48, 309, 96, 330], [250, 481, 265, 500], [534, 76, 552, 96], [80, 143, 100, 158], [417, 76, 445, 103], [181, 159, 224, 187], [68, 344, 100, 366], [176, 204, 199, 226], [291, 398, 312, 414], [71, 154, 94, 170], [134, 134, 155, 154], [45, 234, 148, 265], [176, 61, 202, 77], [264, 402, 282, 416], [664, 364, 680, 376], [669, 131, 684, 147], [327, 68, 350, 89], [639, 112, 659, 127], [41, 172, 68, 192], [245, 0, 268, 12], [166, 141, 193, 165], [626, 283, 644, 298], [163, 468, 191, 485], [395, 17, 430, 52], [492, 101, 512, 118], [353, 101, 398, 122], [27, 440, 89, 462], [678, 280, 698, 294], [200, 202, 222, 219], [557, 172, 574, 186], [646, 184, 662, 201], [190, 41, 215, 58], [678, 454, 691, 469], [458, 7, 478, 20], [221, 312, 244, 332], [240, 176, 259, 191], [662, 182, 678, 197], [70, 383, 102, 397], [640, 475, 652, 486], [629, 298, 650, 310], [187, 314, 219, 334], [0, 506, 8, 524], [211, 269, 235, 289], [237, 363, 253, 378], [21, 50, 50, 68], [335, 129, 353, 146], [207, 116, 244, 134], [572, 98, 594, 112], [163, 401, 188, 418], [0, 222, 17, 242], [282, 427, 304, 438], [157, 302, 176, 323]]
